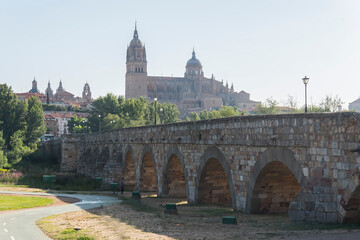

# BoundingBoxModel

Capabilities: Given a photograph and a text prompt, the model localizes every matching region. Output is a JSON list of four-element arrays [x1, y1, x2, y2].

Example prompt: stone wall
[[61, 112, 360, 223]]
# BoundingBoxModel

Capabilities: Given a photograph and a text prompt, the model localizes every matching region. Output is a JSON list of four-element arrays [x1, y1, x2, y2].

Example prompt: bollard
[[132, 191, 141, 200], [164, 203, 178, 214], [222, 216, 237, 224], [110, 183, 118, 194]]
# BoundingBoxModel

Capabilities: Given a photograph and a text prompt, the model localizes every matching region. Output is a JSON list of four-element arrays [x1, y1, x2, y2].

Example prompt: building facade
[[349, 98, 360, 111], [125, 26, 260, 116]]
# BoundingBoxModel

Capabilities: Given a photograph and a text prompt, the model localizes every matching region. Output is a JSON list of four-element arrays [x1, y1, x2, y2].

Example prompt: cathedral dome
[[186, 50, 202, 67]]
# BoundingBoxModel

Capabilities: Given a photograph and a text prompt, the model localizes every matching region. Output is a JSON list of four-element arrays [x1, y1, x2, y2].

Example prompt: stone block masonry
[[61, 112, 360, 224]]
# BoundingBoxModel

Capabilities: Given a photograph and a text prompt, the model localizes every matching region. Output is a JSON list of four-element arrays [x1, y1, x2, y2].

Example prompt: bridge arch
[[246, 147, 306, 214], [195, 146, 236, 210], [161, 146, 188, 199], [139, 144, 159, 194], [341, 167, 360, 224], [123, 145, 136, 191]]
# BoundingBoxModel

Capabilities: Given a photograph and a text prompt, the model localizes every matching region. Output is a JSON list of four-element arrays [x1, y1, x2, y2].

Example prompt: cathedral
[[125, 25, 260, 115]]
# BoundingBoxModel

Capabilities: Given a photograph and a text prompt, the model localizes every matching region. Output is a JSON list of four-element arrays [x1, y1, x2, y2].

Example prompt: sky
[[1, 0, 359, 109]]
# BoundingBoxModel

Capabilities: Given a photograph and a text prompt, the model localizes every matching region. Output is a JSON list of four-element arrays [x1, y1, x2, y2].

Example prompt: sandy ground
[[35, 192, 360, 240], [1, 188, 359, 240]]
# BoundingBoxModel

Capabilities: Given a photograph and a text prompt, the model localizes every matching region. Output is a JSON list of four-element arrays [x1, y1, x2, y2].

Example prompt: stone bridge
[[61, 112, 360, 224]]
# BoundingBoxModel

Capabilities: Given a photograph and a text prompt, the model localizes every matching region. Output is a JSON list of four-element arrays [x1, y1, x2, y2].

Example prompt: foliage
[[68, 115, 89, 133], [0, 169, 23, 183], [254, 95, 345, 114], [187, 106, 240, 121], [254, 97, 279, 114], [319, 95, 344, 112], [0, 84, 45, 167], [25, 96, 46, 148], [85, 94, 180, 131]]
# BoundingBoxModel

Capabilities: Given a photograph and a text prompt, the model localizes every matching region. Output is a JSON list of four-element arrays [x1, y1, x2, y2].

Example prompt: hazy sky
[[1, 0, 359, 108]]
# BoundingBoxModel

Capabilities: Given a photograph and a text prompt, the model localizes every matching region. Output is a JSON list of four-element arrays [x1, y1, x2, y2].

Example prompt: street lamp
[[159, 108, 163, 124], [98, 114, 101, 132], [154, 98, 157, 125], [302, 76, 309, 113]]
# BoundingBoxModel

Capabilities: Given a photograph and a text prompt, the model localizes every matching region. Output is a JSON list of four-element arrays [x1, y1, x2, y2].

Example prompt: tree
[[0, 84, 45, 167], [158, 102, 180, 124], [7, 130, 31, 165], [25, 96, 46, 148], [254, 97, 279, 114], [0, 84, 27, 145], [68, 115, 90, 133], [319, 95, 344, 112], [87, 94, 181, 129], [103, 114, 123, 130], [0, 131, 7, 167], [189, 112, 201, 121], [46, 91, 50, 104]]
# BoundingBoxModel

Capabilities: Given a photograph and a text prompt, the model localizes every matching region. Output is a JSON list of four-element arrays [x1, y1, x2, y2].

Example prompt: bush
[[0, 169, 23, 184]]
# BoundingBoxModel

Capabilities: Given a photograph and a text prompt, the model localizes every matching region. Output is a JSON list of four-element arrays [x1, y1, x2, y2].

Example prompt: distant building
[[349, 98, 360, 111], [29, 77, 40, 93], [45, 81, 54, 98], [44, 111, 89, 137], [16, 78, 93, 110], [125, 25, 260, 116]]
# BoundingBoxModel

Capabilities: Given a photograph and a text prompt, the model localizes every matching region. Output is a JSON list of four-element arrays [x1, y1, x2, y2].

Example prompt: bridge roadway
[[0, 191, 121, 240]]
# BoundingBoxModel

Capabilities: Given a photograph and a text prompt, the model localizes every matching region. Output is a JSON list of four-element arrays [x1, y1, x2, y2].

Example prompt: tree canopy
[[186, 106, 241, 121], [0, 84, 45, 167], [69, 94, 180, 133]]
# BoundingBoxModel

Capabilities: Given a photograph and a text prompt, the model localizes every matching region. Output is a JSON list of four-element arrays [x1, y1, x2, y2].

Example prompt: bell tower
[[125, 23, 148, 99]]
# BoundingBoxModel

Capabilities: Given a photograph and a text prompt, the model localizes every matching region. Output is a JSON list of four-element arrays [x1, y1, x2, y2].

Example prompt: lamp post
[[98, 114, 101, 132], [154, 98, 157, 125], [302, 76, 309, 113], [159, 108, 163, 124]]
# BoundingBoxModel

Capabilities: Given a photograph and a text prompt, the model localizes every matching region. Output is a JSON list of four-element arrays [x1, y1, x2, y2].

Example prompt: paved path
[[0, 191, 121, 240]]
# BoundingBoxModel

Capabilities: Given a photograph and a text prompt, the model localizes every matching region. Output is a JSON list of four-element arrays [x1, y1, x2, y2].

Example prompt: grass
[[0, 195, 54, 210], [37, 215, 96, 240]]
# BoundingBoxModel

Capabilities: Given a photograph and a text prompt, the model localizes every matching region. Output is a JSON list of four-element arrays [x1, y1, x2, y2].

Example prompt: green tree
[[0, 131, 7, 167], [0, 84, 45, 167], [218, 106, 240, 118], [254, 97, 279, 114], [0, 84, 27, 145], [68, 115, 90, 133], [319, 95, 344, 112], [189, 112, 201, 121], [158, 102, 180, 124], [25, 96, 46, 148], [7, 130, 31, 165], [103, 114, 123, 130]]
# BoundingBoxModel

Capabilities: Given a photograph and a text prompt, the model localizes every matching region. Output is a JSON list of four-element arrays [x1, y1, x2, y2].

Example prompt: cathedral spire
[[133, 22, 138, 39], [192, 48, 196, 59]]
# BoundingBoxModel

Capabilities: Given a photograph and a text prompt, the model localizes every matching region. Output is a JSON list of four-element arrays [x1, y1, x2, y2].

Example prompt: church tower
[[45, 81, 53, 97], [29, 77, 40, 93], [82, 82, 92, 101], [185, 50, 203, 98], [125, 24, 148, 99]]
